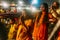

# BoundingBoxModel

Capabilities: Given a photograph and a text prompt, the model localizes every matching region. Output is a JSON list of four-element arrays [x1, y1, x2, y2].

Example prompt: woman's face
[[40, 5, 45, 11], [24, 19, 32, 26]]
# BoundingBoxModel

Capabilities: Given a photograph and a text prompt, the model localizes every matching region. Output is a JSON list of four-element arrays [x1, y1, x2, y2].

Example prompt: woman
[[32, 3, 49, 40], [16, 10, 34, 40], [48, 2, 60, 40], [8, 19, 18, 40]]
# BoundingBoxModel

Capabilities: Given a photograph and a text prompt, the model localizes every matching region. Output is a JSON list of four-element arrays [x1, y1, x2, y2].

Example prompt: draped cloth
[[32, 23, 47, 40], [32, 12, 48, 40]]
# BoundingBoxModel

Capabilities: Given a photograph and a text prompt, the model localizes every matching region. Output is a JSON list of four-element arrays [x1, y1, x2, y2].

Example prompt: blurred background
[[0, 0, 60, 40]]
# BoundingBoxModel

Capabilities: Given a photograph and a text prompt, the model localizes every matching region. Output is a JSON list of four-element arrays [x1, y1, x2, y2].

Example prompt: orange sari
[[32, 12, 48, 40]]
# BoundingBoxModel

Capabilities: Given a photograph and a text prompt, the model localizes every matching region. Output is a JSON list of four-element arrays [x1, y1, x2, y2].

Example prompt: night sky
[[0, 0, 59, 8]]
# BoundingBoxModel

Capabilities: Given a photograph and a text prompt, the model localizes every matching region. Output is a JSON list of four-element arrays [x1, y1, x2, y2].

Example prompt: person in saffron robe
[[32, 3, 49, 40], [16, 9, 34, 40]]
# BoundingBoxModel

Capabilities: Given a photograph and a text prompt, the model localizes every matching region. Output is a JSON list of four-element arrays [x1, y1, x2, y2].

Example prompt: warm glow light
[[31, 6, 37, 12], [19, 1, 23, 4], [18, 1, 24, 6], [1, 1, 9, 8], [17, 6, 23, 12]]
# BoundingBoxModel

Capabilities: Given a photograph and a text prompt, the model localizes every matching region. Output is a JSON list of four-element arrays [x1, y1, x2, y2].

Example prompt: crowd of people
[[0, 1, 60, 40]]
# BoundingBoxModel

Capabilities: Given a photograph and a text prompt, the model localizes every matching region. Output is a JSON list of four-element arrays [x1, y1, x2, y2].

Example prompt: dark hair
[[42, 3, 48, 13], [21, 14, 33, 30], [21, 15, 33, 23], [37, 3, 49, 23]]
